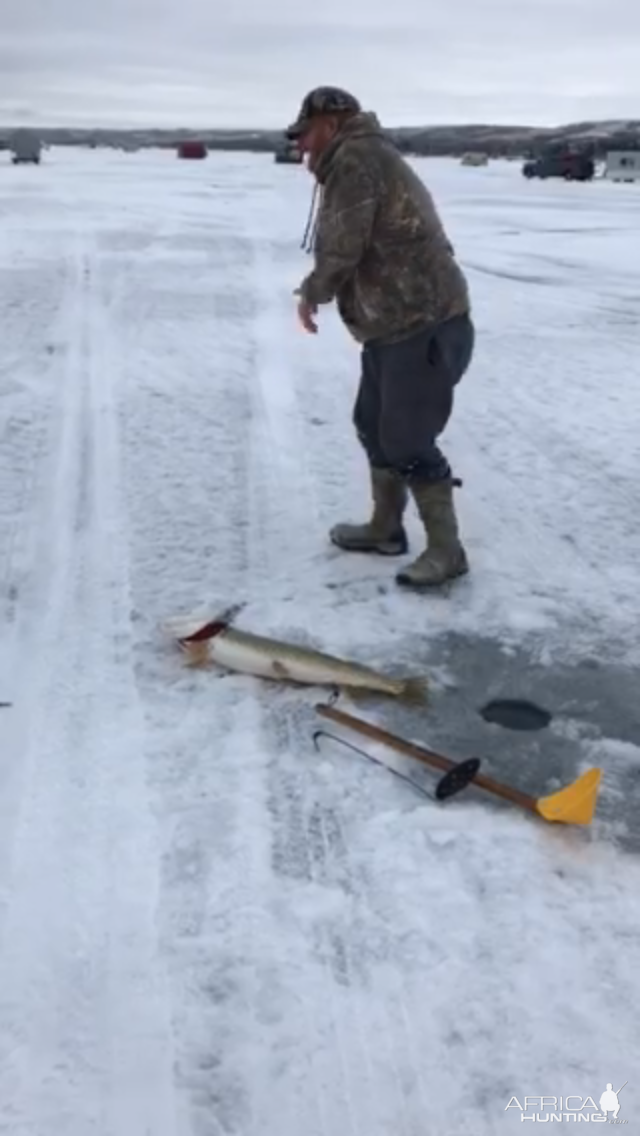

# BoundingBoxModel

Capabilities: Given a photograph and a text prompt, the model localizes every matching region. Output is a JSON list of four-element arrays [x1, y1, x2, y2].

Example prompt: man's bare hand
[[294, 289, 318, 334]]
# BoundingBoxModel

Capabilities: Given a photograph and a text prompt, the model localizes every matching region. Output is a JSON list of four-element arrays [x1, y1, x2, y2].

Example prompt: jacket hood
[[314, 111, 385, 183]]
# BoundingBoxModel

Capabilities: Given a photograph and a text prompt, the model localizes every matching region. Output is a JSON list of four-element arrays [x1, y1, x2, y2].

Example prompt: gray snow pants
[[353, 312, 474, 482]]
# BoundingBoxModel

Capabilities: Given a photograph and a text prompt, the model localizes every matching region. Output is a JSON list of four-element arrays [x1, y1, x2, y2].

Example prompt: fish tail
[[396, 675, 430, 706]]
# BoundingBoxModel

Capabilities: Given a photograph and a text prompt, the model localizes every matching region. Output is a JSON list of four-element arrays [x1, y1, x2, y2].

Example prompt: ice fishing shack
[[9, 128, 42, 165], [604, 150, 640, 183], [177, 140, 208, 160]]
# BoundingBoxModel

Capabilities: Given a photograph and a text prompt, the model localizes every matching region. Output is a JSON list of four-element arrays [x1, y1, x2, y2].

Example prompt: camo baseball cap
[[285, 86, 361, 140]]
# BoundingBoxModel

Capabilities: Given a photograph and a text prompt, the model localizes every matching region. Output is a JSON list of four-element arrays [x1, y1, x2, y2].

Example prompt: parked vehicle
[[522, 150, 595, 181]]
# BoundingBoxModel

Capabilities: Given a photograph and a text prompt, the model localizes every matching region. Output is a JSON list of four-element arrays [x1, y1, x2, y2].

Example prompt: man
[[286, 86, 474, 588]]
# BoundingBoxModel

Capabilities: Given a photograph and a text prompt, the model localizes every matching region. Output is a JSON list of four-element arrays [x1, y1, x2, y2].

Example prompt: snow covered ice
[[1, 147, 640, 1134]]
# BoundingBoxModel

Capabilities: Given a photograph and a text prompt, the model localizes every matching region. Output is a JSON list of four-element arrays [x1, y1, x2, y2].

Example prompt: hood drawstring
[[299, 113, 380, 253], [300, 182, 323, 253]]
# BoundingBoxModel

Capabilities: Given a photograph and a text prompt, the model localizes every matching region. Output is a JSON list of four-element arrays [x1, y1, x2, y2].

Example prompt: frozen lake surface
[[0, 148, 639, 1134]]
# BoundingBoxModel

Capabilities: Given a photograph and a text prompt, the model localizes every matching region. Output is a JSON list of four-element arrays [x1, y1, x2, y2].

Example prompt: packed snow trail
[[0, 219, 180, 1134], [1, 150, 639, 1135]]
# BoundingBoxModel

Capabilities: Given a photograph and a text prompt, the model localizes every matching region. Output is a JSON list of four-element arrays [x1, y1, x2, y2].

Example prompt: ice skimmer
[[315, 703, 602, 826]]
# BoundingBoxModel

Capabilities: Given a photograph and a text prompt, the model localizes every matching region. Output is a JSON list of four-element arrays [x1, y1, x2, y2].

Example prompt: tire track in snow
[[243, 186, 431, 1134], [115, 223, 254, 626], [0, 253, 77, 639], [0, 237, 181, 1136], [264, 750, 363, 1136], [243, 206, 367, 1131], [247, 284, 320, 606], [295, 773, 403, 1136], [115, 196, 311, 1135], [263, 703, 440, 1136], [0, 254, 76, 884], [227, 194, 374, 1134], [241, 175, 343, 619]]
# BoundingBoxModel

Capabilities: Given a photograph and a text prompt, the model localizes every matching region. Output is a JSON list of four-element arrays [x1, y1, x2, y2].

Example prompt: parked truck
[[522, 148, 594, 181]]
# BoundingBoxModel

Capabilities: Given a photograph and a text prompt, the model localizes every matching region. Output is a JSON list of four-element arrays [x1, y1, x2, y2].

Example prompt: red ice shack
[[177, 140, 208, 160]]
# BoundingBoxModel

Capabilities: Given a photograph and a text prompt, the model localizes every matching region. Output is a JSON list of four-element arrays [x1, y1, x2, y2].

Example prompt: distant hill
[[392, 120, 640, 158], [1, 120, 639, 158]]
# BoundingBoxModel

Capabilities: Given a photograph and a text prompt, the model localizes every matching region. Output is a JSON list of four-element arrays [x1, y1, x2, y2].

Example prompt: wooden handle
[[315, 703, 539, 815]]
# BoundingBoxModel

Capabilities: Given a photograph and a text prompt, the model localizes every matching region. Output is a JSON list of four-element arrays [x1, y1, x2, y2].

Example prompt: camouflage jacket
[[298, 113, 470, 344]]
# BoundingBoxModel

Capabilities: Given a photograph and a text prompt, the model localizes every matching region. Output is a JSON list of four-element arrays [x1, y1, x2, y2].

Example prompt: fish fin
[[343, 686, 378, 706], [272, 660, 291, 680], [397, 675, 430, 706]]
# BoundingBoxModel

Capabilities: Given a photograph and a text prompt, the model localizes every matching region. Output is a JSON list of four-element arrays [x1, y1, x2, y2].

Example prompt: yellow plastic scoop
[[535, 767, 602, 825]]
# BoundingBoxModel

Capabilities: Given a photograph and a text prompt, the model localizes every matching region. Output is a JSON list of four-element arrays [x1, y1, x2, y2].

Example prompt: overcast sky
[[1, 0, 638, 129]]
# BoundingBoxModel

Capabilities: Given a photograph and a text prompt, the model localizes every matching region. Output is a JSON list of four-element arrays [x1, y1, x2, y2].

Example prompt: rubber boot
[[396, 478, 469, 587], [330, 466, 409, 555]]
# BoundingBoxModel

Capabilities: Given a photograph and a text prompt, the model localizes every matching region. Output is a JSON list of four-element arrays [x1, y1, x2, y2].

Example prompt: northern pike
[[164, 605, 428, 705]]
